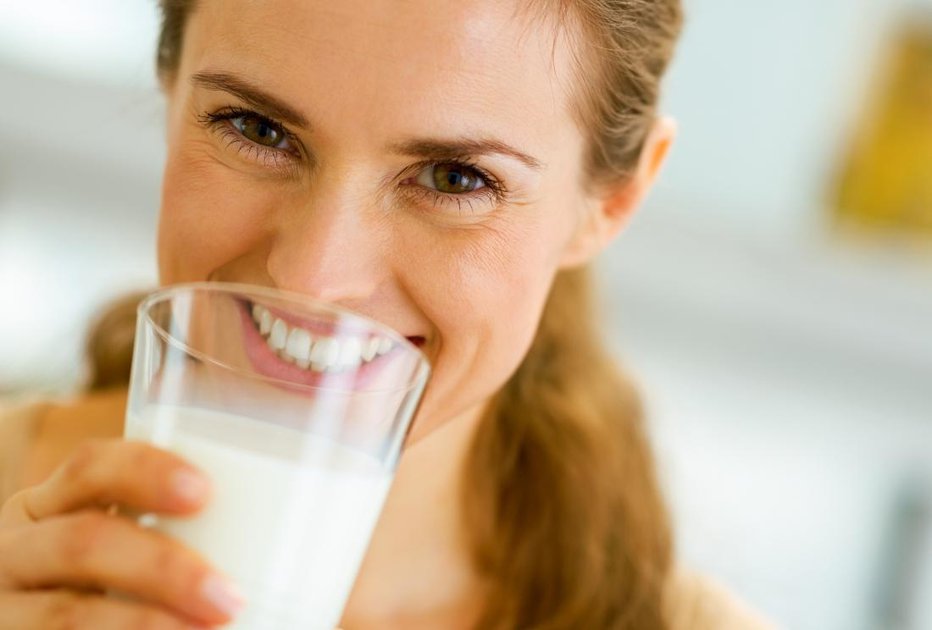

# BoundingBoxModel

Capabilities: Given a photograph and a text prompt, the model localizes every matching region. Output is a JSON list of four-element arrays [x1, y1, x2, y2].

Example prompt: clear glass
[[124, 282, 430, 629]]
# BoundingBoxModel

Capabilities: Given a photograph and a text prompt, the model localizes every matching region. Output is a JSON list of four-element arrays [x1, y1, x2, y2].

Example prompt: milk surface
[[126, 406, 392, 630]]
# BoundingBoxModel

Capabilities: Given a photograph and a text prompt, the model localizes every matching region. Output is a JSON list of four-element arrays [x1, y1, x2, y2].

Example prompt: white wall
[[600, 209, 932, 629], [655, 0, 907, 237], [0, 63, 163, 391], [607, 4, 932, 623]]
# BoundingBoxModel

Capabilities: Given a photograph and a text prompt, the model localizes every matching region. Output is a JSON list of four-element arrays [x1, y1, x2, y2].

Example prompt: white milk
[[125, 406, 392, 630]]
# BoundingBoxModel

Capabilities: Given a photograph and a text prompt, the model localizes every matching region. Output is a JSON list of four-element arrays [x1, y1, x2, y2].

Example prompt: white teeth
[[362, 337, 381, 362], [249, 302, 403, 373], [338, 338, 363, 370], [269, 319, 288, 351], [259, 309, 273, 336], [309, 337, 340, 372], [285, 328, 313, 367], [376, 337, 394, 356]]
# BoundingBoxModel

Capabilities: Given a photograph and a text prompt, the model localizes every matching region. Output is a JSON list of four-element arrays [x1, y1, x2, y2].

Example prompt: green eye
[[416, 163, 487, 194], [232, 114, 286, 148]]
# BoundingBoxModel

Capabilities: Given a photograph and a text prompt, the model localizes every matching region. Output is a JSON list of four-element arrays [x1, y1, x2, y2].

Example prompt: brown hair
[[82, 291, 148, 391], [86, 1, 682, 627]]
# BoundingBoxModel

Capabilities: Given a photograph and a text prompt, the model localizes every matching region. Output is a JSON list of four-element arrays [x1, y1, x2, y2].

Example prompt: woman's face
[[158, 0, 606, 441]]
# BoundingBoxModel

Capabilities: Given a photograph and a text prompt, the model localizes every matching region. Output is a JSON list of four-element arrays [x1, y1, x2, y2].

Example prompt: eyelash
[[198, 106, 508, 213], [198, 106, 301, 174]]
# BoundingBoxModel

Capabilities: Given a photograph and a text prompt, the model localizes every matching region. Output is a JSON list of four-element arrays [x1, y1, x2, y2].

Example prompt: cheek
[[157, 141, 276, 284], [402, 214, 560, 426], [419, 217, 554, 332]]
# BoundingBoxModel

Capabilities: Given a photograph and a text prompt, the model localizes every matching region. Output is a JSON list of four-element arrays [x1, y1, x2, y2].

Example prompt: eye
[[199, 107, 301, 174], [229, 113, 290, 149], [415, 163, 487, 194]]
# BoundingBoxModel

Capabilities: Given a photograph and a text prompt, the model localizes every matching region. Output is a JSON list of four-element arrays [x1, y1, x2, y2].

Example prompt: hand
[[0, 439, 243, 629]]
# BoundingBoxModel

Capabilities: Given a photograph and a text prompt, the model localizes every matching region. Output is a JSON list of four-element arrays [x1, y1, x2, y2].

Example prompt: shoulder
[[0, 395, 51, 503], [0, 388, 126, 502], [666, 570, 779, 630]]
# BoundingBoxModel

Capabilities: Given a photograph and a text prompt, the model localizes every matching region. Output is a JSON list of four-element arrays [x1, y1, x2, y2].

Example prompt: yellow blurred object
[[833, 11, 932, 237]]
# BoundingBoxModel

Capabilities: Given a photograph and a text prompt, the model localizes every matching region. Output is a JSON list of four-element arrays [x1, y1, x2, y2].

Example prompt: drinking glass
[[123, 282, 430, 629]]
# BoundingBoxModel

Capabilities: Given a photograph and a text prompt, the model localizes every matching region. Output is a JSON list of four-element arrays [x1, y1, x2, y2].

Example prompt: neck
[[341, 401, 488, 628]]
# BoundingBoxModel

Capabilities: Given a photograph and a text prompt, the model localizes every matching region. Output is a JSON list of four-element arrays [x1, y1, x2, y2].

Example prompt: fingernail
[[201, 573, 245, 617], [171, 469, 209, 504]]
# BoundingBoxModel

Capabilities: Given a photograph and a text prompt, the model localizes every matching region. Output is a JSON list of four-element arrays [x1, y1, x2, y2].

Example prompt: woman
[[0, 1, 771, 628]]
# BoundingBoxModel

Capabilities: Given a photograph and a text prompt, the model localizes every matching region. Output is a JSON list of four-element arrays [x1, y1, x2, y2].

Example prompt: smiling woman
[[0, 0, 773, 629]]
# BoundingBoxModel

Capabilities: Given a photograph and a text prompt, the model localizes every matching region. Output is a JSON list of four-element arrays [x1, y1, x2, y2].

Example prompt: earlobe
[[558, 116, 677, 269]]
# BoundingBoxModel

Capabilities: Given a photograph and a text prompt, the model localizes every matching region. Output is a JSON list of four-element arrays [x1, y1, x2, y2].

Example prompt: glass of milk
[[123, 282, 430, 630]]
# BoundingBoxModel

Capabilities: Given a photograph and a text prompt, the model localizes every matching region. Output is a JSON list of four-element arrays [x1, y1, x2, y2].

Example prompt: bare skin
[[0, 0, 674, 627], [19, 389, 127, 490]]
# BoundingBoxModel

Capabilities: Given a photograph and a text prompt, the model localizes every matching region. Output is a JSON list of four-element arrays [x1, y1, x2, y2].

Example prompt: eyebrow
[[190, 71, 310, 128], [389, 138, 543, 171]]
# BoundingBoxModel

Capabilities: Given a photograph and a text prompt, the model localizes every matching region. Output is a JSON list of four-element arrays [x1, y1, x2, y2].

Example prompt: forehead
[[181, 0, 581, 152]]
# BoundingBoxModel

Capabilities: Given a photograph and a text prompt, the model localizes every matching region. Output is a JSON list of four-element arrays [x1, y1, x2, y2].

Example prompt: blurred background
[[1, 1, 931, 628]]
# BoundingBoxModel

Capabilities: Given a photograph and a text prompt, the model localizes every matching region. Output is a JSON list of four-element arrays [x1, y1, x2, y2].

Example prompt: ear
[[559, 116, 676, 269]]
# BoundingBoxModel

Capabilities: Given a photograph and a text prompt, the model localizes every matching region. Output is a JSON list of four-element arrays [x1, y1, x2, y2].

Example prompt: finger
[[0, 590, 208, 630], [20, 439, 210, 522], [0, 510, 242, 625]]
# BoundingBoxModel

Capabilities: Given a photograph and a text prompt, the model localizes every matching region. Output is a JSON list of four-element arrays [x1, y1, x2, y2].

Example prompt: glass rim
[[137, 281, 431, 395]]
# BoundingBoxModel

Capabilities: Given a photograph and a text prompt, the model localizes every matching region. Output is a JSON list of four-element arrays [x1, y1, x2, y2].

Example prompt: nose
[[266, 184, 388, 305]]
